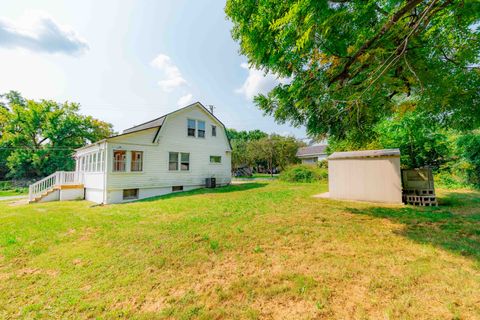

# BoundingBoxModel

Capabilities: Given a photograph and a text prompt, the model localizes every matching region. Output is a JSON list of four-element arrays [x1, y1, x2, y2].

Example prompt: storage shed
[[327, 149, 402, 204]]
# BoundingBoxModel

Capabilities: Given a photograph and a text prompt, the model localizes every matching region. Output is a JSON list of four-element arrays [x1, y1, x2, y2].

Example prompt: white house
[[28, 102, 232, 204], [296, 144, 328, 164]]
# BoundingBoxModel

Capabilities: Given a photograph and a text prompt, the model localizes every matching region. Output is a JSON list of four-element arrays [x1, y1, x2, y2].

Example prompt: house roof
[[296, 144, 328, 157], [75, 101, 232, 152], [328, 148, 400, 160], [122, 116, 166, 134]]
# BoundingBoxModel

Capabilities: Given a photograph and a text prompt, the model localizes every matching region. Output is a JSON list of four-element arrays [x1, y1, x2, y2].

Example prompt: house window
[[113, 150, 126, 172], [187, 119, 196, 137], [198, 121, 205, 138], [131, 151, 143, 172], [210, 155, 221, 164], [123, 188, 139, 200], [172, 186, 183, 192], [211, 125, 217, 137], [169, 152, 190, 171], [169, 152, 179, 171], [181, 153, 190, 171]]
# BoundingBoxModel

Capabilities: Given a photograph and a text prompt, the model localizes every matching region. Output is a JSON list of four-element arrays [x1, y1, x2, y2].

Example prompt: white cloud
[[177, 93, 193, 106], [151, 54, 188, 92], [235, 63, 289, 101], [0, 13, 88, 55]]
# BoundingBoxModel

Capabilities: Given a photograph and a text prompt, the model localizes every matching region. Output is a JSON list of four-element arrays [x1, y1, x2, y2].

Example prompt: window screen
[[169, 152, 178, 171], [197, 121, 205, 138], [181, 153, 190, 171], [187, 119, 196, 137], [131, 151, 143, 171], [113, 150, 126, 172]]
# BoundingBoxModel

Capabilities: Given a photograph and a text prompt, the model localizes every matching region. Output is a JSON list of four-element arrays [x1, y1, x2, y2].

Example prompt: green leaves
[[0, 91, 115, 179], [225, 0, 480, 142]]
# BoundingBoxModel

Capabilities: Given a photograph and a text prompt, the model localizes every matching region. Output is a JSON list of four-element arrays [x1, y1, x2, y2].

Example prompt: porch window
[[197, 121, 205, 138], [131, 151, 143, 172], [113, 150, 126, 172], [169, 152, 178, 171], [187, 119, 196, 137], [180, 153, 190, 171], [211, 125, 217, 137]]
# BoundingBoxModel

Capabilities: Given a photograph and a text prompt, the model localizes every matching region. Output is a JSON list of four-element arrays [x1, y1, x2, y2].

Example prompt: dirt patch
[[16, 268, 59, 277]]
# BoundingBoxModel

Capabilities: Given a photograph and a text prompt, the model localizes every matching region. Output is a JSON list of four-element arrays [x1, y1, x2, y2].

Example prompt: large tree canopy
[[225, 0, 480, 143], [0, 91, 114, 179]]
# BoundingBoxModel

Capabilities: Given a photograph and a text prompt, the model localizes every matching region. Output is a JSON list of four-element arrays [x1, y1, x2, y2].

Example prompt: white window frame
[[168, 152, 190, 171]]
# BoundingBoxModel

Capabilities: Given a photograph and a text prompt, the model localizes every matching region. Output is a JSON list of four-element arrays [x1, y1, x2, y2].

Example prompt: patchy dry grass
[[0, 181, 479, 319]]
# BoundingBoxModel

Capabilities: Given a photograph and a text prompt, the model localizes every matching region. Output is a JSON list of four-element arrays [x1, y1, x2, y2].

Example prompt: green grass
[[0, 189, 27, 197], [0, 181, 479, 319]]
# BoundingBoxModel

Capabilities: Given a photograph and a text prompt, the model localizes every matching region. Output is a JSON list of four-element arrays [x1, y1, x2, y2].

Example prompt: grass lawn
[[0, 181, 479, 319], [0, 189, 27, 197]]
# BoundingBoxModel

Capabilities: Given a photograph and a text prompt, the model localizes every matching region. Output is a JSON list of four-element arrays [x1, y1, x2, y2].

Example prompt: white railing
[[28, 171, 83, 201]]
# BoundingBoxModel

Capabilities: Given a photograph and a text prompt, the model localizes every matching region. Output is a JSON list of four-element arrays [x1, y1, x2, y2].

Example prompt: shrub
[[456, 133, 480, 187], [317, 159, 328, 169], [280, 164, 327, 183]]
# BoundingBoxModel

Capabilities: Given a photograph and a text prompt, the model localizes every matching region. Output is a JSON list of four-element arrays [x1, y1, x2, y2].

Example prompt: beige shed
[[327, 149, 402, 204]]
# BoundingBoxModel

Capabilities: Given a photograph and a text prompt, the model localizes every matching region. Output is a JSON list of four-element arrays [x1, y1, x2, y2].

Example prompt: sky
[[0, 0, 308, 138]]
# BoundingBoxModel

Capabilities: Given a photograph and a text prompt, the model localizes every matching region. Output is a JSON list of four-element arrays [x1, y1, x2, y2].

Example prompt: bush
[[456, 133, 480, 187], [280, 164, 327, 183]]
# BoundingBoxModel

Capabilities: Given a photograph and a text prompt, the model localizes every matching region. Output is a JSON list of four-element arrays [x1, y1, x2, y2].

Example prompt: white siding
[[85, 188, 104, 203], [103, 104, 231, 203]]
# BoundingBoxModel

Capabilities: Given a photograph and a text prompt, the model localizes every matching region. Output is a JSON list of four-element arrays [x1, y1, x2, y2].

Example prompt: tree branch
[[328, 0, 424, 85]]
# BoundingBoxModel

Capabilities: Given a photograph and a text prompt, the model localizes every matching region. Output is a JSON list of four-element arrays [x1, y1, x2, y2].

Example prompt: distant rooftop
[[296, 144, 328, 157], [328, 148, 400, 160]]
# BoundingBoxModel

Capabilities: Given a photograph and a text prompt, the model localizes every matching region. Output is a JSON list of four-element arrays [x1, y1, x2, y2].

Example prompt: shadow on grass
[[346, 190, 480, 261], [135, 182, 268, 203]]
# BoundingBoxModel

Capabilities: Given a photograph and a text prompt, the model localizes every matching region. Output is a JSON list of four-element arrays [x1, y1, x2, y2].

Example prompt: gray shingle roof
[[296, 144, 328, 157], [122, 116, 166, 134], [328, 148, 400, 160]]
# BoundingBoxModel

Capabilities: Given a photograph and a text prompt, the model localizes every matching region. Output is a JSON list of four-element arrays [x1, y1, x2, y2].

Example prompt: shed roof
[[328, 148, 400, 160], [296, 144, 328, 157]]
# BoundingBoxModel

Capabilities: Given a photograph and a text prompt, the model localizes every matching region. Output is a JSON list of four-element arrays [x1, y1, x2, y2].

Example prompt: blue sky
[[0, 0, 307, 138]]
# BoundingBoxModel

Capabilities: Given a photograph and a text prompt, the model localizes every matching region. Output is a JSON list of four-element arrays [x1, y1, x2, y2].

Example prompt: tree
[[227, 129, 268, 171], [0, 91, 114, 179], [374, 110, 452, 168], [456, 131, 480, 186], [249, 134, 304, 176], [225, 0, 480, 144]]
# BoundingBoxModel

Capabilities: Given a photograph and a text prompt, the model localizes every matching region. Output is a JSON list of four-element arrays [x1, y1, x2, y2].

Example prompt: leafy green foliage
[[280, 164, 327, 182], [374, 111, 452, 168], [227, 129, 304, 173], [0, 91, 114, 179], [225, 0, 480, 142], [456, 132, 480, 186]]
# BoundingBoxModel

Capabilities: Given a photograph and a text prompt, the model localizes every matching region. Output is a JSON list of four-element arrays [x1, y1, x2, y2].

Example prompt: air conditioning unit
[[205, 177, 216, 188]]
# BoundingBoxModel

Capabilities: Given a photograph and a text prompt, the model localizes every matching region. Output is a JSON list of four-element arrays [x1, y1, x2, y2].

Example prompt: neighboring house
[[296, 144, 328, 164], [28, 102, 232, 204]]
